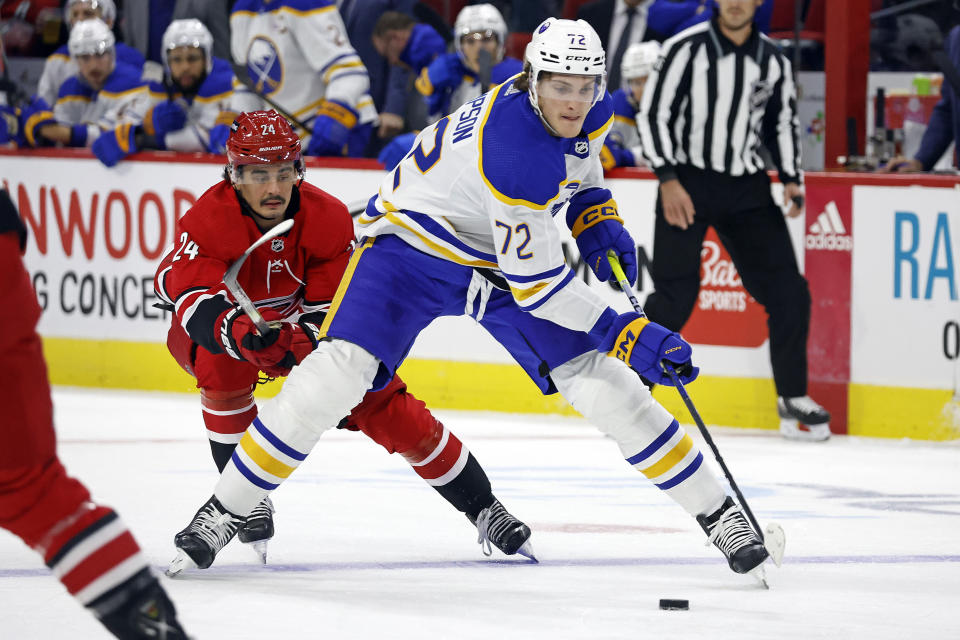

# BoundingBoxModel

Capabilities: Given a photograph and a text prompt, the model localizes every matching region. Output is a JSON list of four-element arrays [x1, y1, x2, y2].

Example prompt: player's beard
[[172, 70, 207, 97]]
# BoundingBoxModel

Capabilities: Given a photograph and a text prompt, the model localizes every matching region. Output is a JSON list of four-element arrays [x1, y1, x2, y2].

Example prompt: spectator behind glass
[[35, 0, 146, 106], [372, 11, 448, 74], [172, 0, 232, 61], [339, 0, 418, 150], [120, 0, 177, 65], [880, 23, 960, 173]]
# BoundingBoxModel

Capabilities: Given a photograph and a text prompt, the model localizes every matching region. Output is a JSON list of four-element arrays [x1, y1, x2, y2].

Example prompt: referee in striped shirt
[[637, 0, 831, 441]]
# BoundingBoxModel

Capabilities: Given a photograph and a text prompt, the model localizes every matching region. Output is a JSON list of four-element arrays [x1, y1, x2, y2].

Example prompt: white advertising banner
[[851, 185, 960, 389], [3, 154, 798, 380]]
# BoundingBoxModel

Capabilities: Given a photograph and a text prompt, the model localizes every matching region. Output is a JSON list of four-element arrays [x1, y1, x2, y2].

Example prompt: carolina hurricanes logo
[[247, 36, 283, 95]]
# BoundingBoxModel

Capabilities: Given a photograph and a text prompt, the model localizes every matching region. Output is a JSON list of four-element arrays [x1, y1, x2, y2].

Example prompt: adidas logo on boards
[[806, 200, 852, 251]]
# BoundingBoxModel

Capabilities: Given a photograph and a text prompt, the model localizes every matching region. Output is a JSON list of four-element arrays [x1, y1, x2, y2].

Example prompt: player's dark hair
[[373, 11, 415, 38]]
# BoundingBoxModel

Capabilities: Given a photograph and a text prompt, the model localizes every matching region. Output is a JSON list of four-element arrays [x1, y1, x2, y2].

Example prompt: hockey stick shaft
[[223, 219, 294, 335], [605, 250, 765, 540], [230, 62, 312, 134]]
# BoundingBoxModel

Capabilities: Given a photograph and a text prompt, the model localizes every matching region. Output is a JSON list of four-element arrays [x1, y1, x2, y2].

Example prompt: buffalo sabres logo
[[749, 80, 773, 112], [271, 238, 284, 252], [575, 140, 589, 154], [247, 36, 283, 96]]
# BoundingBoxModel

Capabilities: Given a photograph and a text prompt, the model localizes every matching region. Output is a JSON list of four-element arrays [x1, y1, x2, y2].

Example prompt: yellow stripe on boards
[[848, 383, 960, 441], [239, 432, 295, 478], [639, 433, 694, 479]]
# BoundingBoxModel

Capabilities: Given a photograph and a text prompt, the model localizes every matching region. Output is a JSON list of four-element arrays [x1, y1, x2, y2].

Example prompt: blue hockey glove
[[400, 23, 447, 72], [600, 140, 636, 170], [144, 101, 187, 141], [19, 96, 56, 147], [307, 99, 357, 157], [92, 123, 137, 167], [566, 187, 637, 285], [415, 52, 468, 96], [0, 105, 17, 144], [208, 123, 230, 153], [377, 132, 417, 171], [599, 312, 699, 386]]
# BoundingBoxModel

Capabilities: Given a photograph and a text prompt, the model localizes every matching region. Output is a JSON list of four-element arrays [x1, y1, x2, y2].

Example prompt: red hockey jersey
[[155, 180, 355, 356]]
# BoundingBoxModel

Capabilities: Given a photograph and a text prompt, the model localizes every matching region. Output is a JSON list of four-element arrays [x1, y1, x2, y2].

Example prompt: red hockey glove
[[219, 308, 319, 377]]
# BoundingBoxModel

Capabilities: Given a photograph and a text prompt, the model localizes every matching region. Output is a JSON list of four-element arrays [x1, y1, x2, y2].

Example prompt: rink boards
[[2, 149, 958, 440]]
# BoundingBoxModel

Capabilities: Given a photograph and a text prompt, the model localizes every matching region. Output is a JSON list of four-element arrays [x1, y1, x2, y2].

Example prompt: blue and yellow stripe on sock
[[625, 420, 704, 490], [230, 417, 307, 491]]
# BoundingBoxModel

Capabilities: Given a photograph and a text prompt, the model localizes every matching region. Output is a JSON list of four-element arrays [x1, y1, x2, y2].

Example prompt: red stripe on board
[[60, 531, 141, 595]]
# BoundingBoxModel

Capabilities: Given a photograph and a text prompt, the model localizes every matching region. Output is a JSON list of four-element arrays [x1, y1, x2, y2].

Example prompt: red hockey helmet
[[226, 110, 304, 177]]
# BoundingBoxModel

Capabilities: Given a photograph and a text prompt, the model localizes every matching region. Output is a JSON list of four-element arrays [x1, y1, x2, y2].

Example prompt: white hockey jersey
[[53, 63, 150, 146], [361, 78, 616, 333], [36, 42, 147, 106], [230, 0, 377, 135]]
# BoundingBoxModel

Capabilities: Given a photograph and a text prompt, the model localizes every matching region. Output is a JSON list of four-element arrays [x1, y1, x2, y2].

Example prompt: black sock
[[209, 441, 237, 473], [432, 453, 494, 520]]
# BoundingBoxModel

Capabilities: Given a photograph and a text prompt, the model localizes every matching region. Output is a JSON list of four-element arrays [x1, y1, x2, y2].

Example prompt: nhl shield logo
[[575, 140, 589, 154], [271, 238, 284, 252]]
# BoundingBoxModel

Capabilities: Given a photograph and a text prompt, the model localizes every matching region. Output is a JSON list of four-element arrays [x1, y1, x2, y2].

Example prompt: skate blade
[[779, 418, 831, 442], [165, 549, 197, 578], [764, 522, 786, 567], [516, 540, 538, 563], [246, 540, 269, 565], [749, 563, 769, 589]]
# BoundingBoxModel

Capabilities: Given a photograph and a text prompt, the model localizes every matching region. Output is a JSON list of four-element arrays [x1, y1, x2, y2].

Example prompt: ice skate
[[238, 497, 274, 564], [698, 497, 769, 586], [99, 569, 190, 639], [167, 496, 243, 577], [778, 396, 831, 441], [469, 499, 537, 562]]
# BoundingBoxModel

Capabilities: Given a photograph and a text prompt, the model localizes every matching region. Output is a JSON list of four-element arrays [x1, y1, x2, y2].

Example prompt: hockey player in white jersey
[[34, 0, 147, 107], [230, 0, 378, 157], [19, 18, 149, 167], [170, 18, 772, 582], [143, 19, 256, 153], [600, 41, 660, 169], [415, 3, 523, 118]]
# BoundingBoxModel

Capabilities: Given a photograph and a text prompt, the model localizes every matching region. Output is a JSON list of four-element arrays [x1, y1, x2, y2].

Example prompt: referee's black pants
[[643, 165, 811, 398]]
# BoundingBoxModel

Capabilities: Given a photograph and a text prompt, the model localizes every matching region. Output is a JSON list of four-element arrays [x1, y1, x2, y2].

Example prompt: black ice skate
[[238, 497, 274, 564], [469, 498, 536, 562], [166, 496, 243, 577], [778, 395, 831, 441], [698, 497, 769, 584], [97, 568, 190, 639]]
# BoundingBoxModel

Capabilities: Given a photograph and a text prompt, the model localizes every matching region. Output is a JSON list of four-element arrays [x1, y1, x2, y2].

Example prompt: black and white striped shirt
[[637, 19, 801, 184]]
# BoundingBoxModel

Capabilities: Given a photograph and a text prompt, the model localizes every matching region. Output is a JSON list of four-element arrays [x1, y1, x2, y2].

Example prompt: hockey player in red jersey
[[0, 188, 190, 638], [157, 110, 531, 573]]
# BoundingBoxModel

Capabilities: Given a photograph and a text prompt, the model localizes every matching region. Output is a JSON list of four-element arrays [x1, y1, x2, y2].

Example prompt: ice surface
[[2, 388, 958, 639]]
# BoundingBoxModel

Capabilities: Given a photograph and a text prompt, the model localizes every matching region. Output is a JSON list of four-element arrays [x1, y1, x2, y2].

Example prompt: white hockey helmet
[[68, 18, 115, 58], [65, 0, 116, 27], [524, 18, 606, 116], [162, 19, 214, 73], [621, 42, 661, 82], [454, 3, 508, 62]]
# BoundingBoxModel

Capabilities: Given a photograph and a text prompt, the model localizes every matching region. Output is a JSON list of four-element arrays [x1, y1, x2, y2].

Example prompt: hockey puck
[[659, 599, 689, 611]]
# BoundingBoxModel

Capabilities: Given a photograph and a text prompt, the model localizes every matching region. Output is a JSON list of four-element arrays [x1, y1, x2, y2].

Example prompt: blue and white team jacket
[[230, 0, 377, 134], [361, 77, 616, 333], [37, 42, 146, 107], [144, 57, 255, 152], [53, 63, 150, 147], [606, 87, 645, 167]]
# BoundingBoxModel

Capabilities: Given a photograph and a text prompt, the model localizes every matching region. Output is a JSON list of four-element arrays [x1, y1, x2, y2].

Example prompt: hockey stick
[[223, 218, 294, 335], [230, 62, 312, 135], [605, 250, 785, 567]]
